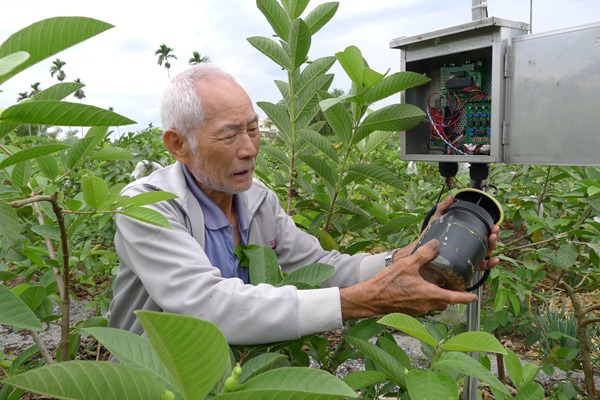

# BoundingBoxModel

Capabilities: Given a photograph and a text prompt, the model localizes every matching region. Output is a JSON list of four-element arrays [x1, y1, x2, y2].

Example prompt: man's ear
[[163, 129, 190, 164]]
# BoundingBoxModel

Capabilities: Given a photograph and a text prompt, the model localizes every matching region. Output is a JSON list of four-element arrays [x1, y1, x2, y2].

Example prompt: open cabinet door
[[504, 22, 600, 166]]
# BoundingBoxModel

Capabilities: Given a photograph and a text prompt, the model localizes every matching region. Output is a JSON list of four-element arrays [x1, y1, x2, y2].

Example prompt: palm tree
[[73, 78, 86, 102], [17, 92, 32, 135], [188, 51, 210, 65], [154, 44, 177, 77], [17, 91, 30, 102], [50, 59, 67, 81], [29, 82, 42, 97]]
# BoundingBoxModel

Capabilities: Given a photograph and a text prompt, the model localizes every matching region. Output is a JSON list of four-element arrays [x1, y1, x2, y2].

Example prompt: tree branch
[[29, 331, 54, 364], [49, 193, 71, 362]]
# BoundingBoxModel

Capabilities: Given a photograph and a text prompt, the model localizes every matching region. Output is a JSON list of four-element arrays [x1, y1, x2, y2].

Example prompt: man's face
[[187, 79, 260, 196]]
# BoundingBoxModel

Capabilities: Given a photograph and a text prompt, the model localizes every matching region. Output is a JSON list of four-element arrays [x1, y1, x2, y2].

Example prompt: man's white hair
[[159, 64, 239, 143]]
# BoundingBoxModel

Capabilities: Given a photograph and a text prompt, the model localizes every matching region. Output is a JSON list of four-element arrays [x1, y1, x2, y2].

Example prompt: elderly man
[[108, 64, 500, 344]]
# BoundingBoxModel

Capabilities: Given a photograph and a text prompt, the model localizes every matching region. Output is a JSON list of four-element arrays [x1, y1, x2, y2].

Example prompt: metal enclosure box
[[391, 17, 600, 166]]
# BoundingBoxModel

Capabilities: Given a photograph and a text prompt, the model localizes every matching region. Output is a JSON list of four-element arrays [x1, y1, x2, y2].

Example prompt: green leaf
[[362, 67, 385, 88], [345, 319, 385, 341], [335, 198, 369, 217], [354, 104, 425, 145], [260, 145, 291, 172], [280, 263, 334, 287], [82, 176, 109, 210], [121, 191, 178, 208], [336, 46, 365, 87], [224, 367, 357, 399], [507, 291, 521, 316], [66, 126, 108, 169], [587, 185, 600, 197], [0, 200, 21, 244], [304, 2, 338, 35], [377, 313, 438, 348], [343, 163, 404, 188], [119, 207, 171, 229], [136, 311, 229, 400], [0, 101, 135, 126], [319, 93, 354, 112], [322, 100, 352, 146], [285, 0, 310, 19], [2, 361, 166, 400], [343, 370, 388, 390], [294, 74, 333, 125], [238, 353, 288, 384], [406, 370, 459, 400], [90, 147, 134, 161], [83, 327, 172, 389], [11, 159, 31, 189], [557, 243, 577, 267], [0, 121, 20, 139], [296, 128, 338, 163], [30, 225, 61, 241], [521, 362, 539, 386], [364, 130, 394, 154], [257, 0, 290, 42], [344, 335, 406, 388], [380, 215, 420, 236], [36, 154, 59, 180], [504, 348, 523, 388], [257, 101, 292, 138], [493, 287, 508, 312], [515, 382, 545, 400], [0, 285, 42, 331], [0, 17, 113, 84], [319, 229, 339, 251], [440, 331, 507, 354], [298, 154, 337, 193], [288, 19, 311, 70], [377, 336, 412, 369], [247, 36, 291, 71], [434, 352, 511, 397], [18, 286, 47, 310], [33, 82, 85, 101], [365, 72, 431, 104], [0, 51, 29, 76], [297, 56, 336, 93], [240, 245, 281, 285], [0, 144, 69, 169]]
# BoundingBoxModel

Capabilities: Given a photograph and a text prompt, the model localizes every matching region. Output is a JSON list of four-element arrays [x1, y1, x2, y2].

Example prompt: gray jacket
[[108, 162, 387, 344]]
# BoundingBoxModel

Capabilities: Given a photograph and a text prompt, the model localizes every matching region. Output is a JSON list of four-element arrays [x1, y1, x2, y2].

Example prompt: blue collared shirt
[[182, 165, 250, 283]]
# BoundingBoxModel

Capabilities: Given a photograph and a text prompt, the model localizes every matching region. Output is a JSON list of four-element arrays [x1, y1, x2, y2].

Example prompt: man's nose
[[236, 132, 259, 158]]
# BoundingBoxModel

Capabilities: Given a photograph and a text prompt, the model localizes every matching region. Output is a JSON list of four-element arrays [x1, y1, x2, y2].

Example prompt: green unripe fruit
[[232, 363, 242, 378], [160, 389, 176, 400], [223, 375, 238, 393]]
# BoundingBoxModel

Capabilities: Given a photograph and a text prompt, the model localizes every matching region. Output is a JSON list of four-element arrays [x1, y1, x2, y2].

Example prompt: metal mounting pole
[[471, 0, 488, 21], [464, 163, 489, 400]]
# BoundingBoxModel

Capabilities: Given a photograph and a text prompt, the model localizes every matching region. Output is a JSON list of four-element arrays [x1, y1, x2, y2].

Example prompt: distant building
[[259, 118, 277, 138]]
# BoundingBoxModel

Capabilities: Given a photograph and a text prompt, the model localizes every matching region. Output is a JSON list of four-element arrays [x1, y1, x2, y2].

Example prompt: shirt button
[[227, 226, 233, 233]]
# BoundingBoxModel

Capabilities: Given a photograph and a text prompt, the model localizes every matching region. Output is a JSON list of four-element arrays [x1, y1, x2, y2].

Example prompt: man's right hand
[[339, 239, 478, 320]]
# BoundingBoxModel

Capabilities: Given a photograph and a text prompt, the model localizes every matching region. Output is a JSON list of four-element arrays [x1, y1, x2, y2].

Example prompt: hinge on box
[[501, 121, 509, 145]]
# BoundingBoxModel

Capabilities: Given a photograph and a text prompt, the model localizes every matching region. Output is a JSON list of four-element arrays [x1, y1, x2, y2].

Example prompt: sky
[[1, 0, 599, 135]]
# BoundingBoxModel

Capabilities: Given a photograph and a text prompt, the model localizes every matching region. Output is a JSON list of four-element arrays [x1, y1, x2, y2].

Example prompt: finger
[[445, 290, 478, 305], [410, 239, 439, 265], [480, 256, 500, 271], [433, 195, 454, 219], [486, 233, 498, 253]]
